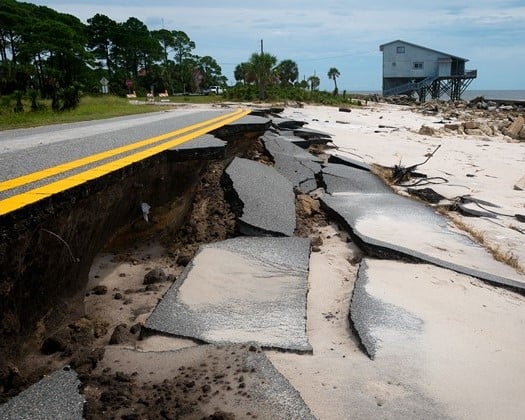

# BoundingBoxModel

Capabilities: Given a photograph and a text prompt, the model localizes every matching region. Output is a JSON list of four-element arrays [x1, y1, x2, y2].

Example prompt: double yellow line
[[0, 108, 250, 216]]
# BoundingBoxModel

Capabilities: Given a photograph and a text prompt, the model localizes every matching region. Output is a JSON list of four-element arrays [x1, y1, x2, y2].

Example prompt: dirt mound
[[162, 160, 237, 266]]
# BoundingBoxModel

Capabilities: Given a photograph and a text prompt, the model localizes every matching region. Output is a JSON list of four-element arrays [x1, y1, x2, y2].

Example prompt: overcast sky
[[30, 0, 525, 91]]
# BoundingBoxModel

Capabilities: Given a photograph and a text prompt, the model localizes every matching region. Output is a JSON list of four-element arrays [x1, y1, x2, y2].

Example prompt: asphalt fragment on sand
[[223, 157, 296, 236], [349, 258, 525, 420], [327, 150, 372, 172], [320, 163, 525, 290], [261, 133, 322, 193], [0, 367, 85, 420], [146, 236, 312, 352], [351, 260, 424, 359]]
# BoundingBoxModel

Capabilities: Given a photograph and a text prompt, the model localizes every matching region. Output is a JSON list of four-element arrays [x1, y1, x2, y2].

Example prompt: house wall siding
[[382, 41, 451, 79]]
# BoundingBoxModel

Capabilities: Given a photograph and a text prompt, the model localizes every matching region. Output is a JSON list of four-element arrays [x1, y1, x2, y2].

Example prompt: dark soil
[[0, 137, 328, 418], [162, 160, 238, 266], [81, 354, 252, 420]]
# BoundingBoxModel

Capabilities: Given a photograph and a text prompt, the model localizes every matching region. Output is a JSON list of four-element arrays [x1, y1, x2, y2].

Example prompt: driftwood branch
[[392, 145, 441, 184]]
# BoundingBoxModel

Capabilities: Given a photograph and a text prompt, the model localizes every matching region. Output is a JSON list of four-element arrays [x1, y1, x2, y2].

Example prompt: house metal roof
[[379, 40, 469, 62]]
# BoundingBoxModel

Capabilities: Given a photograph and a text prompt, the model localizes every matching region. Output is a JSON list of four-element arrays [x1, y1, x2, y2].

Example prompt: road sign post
[[100, 77, 109, 94]]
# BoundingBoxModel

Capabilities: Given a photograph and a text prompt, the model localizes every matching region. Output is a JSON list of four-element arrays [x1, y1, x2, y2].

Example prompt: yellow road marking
[[0, 109, 251, 216], [0, 109, 245, 193]]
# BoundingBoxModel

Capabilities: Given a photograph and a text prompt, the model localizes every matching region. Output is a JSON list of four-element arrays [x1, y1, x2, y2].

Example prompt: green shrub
[[60, 85, 81, 111], [1, 96, 11, 108], [28, 89, 41, 111], [13, 90, 24, 113]]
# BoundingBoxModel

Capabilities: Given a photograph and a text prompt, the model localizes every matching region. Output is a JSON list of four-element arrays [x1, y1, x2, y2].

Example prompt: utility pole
[[259, 39, 264, 100]]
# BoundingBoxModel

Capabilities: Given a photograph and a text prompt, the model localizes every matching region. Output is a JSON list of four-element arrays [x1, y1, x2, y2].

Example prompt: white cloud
[[28, 0, 525, 89]]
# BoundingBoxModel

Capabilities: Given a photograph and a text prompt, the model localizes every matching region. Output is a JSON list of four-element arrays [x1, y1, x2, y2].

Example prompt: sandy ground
[[282, 103, 525, 270], [6, 102, 524, 419], [82, 102, 525, 419]]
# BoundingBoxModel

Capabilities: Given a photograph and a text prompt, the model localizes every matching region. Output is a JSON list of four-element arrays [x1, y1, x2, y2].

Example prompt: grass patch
[[166, 94, 226, 104], [0, 95, 176, 130]]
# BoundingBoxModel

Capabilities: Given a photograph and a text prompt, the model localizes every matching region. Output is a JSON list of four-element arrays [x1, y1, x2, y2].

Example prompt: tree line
[[0, 0, 343, 105], [0, 0, 226, 98], [232, 53, 341, 99]]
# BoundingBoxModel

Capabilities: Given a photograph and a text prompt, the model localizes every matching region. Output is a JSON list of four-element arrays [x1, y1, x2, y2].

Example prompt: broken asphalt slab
[[145, 236, 312, 352], [211, 115, 271, 139], [223, 157, 296, 236], [261, 134, 322, 193], [168, 133, 226, 161], [97, 344, 316, 419], [270, 116, 307, 130], [320, 163, 525, 290], [274, 125, 333, 147], [322, 163, 390, 194], [0, 367, 84, 419], [327, 151, 371, 172], [350, 260, 424, 359], [350, 258, 525, 419]]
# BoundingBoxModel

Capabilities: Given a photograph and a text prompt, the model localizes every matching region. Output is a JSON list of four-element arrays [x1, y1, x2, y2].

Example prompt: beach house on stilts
[[379, 40, 477, 102]]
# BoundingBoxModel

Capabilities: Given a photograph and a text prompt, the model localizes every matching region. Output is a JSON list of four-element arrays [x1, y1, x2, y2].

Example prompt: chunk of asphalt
[[270, 116, 307, 130], [168, 133, 226, 161], [328, 151, 371, 172], [348, 258, 525, 420], [322, 163, 391, 194], [320, 164, 525, 290], [262, 134, 322, 193], [145, 236, 312, 352], [350, 260, 424, 359], [224, 157, 296, 236], [212, 115, 271, 138], [0, 367, 84, 419], [290, 127, 332, 140], [277, 130, 332, 147]]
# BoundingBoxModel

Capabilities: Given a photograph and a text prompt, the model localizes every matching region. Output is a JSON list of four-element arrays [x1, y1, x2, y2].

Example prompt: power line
[[295, 53, 355, 62], [218, 50, 377, 66]]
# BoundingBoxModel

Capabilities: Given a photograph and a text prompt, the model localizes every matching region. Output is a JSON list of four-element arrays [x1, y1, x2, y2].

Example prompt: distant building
[[379, 40, 477, 101]]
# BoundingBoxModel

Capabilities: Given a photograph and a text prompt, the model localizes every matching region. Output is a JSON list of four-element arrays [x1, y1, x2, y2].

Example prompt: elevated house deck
[[380, 40, 477, 101]]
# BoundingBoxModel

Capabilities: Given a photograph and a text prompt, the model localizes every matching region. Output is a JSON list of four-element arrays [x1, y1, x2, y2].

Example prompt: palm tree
[[248, 52, 277, 99], [234, 62, 255, 85], [307, 75, 320, 91], [275, 59, 299, 86], [327, 67, 340, 94]]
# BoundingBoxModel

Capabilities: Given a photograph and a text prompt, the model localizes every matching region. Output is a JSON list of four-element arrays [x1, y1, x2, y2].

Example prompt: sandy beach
[[88, 101, 524, 418], [282, 102, 525, 269], [4, 101, 525, 419]]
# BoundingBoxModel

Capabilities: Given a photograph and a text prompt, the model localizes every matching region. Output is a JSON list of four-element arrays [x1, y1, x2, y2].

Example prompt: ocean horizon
[[351, 89, 525, 101]]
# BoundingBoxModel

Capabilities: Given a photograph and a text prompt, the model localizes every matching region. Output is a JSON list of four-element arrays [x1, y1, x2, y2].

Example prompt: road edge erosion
[[0, 113, 270, 367]]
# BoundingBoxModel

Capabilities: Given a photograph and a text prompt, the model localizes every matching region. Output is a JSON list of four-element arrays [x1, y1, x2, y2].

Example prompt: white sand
[[282, 103, 525, 270], [359, 259, 525, 420], [269, 103, 525, 419], [84, 102, 525, 419]]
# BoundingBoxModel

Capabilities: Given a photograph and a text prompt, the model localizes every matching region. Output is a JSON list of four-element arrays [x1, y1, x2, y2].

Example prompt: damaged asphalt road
[[145, 237, 312, 353], [3, 108, 525, 419], [319, 162, 525, 290], [223, 157, 297, 236]]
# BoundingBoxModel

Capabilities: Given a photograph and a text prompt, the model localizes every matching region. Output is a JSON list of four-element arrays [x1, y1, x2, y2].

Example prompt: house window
[[396, 46, 405, 53], [413, 62, 424, 69]]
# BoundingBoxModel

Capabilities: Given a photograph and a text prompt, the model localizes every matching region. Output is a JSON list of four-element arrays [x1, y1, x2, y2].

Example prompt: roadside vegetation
[[0, 0, 363, 130], [0, 95, 171, 130]]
